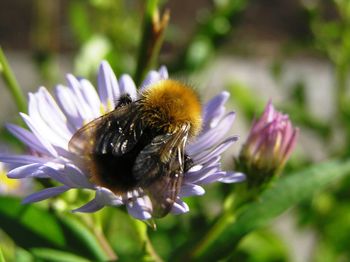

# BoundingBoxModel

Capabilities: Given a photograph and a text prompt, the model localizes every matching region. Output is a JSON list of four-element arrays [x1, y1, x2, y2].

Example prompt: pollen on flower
[[1, 173, 20, 191], [99, 104, 106, 115], [0, 163, 22, 194]]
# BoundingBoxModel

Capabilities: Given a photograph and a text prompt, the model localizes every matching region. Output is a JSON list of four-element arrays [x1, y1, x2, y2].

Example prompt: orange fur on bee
[[141, 79, 202, 137]]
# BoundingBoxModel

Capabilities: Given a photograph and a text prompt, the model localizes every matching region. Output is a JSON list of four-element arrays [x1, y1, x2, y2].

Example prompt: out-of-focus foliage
[[68, 0, 142, 77], [2, 0, 350, 261]]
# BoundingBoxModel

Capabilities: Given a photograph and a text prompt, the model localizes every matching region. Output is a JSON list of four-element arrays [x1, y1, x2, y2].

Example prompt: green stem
[[93, 227, 118, 261], [133, 219, 163, 262], [93, 228, 118, 261], [335, 62, 347, 116], [134, 0, 169, 86], [82, 214, 118, 261], [190, 211, 236, 260], [334, 61, 350, 150], [0, 47, 27, 113], [190, 183, 259, 260]]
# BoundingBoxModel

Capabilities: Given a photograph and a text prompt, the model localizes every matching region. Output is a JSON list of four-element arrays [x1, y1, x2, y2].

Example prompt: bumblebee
[[68, 79, 202, 218]]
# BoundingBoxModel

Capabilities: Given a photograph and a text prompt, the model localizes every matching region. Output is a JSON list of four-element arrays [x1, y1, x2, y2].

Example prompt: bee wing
[[68, 103, 144, 157], [133, 123, 190, 218]]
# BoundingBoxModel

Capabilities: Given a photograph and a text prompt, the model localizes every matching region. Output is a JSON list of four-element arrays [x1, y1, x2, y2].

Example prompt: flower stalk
[[134, 0, 170, 86], [93, 227, 118, 261], [81, 213, 118, 261], [133, 219, 163, 262], [190, 211, 236, 260], [0, 47, 27, 113]]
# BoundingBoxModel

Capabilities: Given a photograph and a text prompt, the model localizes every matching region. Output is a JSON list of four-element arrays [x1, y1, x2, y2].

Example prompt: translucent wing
[[68, 103, 144, 157], [133, 123, 190, 218]]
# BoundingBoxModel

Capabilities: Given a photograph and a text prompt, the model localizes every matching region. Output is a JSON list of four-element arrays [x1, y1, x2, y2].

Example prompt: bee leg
[[184, 154, 193, 172]]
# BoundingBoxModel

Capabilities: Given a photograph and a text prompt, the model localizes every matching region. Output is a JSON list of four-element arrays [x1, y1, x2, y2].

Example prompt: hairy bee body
[[69, 79, 202, 217], [92, 126, 157, 192]]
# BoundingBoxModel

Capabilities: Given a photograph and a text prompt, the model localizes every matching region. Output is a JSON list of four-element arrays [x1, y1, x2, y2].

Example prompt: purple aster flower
[[238, 101, 298, 187], [0, 61, 244, 220]]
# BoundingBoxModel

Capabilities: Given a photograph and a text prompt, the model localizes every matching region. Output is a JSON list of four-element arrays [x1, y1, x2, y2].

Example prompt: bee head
[[141, 79, 202, 137]]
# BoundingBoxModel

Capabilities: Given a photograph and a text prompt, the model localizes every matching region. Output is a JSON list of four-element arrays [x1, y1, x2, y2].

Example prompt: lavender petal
[[98, 61, 119, 109], [202, 91, 229, 130], [28, 93, 69, 149], [196, 172, 226, 184], [79, 79, 101, 118], [187, 112, 236, 155], [192, 136, 238, 164], [66, 74, 95, 121], [140, 71, 160, 91], [179, 183, 205, 197], [126, 196, 152, 220], [22, 186, 70, 203], [54, 85, 84, 129], [64, 164, 94, 189], [95, 187, 124, 206], [8, 163, 50, 178], [171, 199, 189, 215], [6, 124, 51, 155], [218, 172, 246, 183], [118, 74, 137, 101], [73, 187, 123, 213], [184, 165, 219, 184], [20, 113, 58, 157], [37, 87, 74, 136], [0, 154, 50, 165], [158, 66, 169, 79], [73, 198, 104, 213]]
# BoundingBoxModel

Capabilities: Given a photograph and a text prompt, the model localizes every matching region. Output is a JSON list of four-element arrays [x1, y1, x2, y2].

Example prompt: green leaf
[[233, 230, 289, 262], [0, 246, 4, 262], [0, 197, 107, 261], [57, 215, 108, 261], [0, 197, 65, 248], [192, 159, 350, 260], [31, 248, 90, 262]]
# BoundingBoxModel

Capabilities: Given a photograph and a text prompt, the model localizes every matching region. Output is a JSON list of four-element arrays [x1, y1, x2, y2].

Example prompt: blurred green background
[[1, 0, 350, 261]]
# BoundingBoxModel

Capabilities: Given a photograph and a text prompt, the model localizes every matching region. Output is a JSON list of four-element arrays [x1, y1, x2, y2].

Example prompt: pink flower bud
[[239, 101, 298, 187]]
